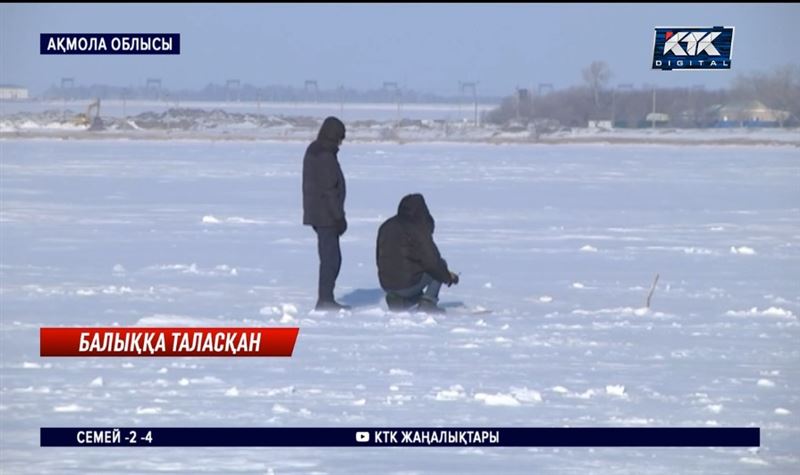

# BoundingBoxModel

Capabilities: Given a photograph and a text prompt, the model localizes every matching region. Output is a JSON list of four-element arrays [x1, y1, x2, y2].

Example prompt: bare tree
[[582, 61, 612, 111], [732, 65, 800, 126]]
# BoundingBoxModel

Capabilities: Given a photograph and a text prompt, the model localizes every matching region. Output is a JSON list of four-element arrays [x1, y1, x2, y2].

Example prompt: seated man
[[376, 193, 459, 313]]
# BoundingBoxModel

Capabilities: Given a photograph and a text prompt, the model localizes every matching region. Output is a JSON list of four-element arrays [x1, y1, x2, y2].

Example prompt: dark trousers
[[313, 226, 341, 302]]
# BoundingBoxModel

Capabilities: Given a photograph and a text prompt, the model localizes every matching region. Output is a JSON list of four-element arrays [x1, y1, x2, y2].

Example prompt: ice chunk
[[730, 246, 756, 255], [202, 215, 221, 224], [54, 404, 92, 413], [474, 392, 520, 407], [574, 389, 596, 399], [279, 314, 297, 324], [389, 369, 413, 376], [606, 385, 626, 397], [739, 457, 769, 466], [422, 316, 438, 326], [89, 377, 104, 388], [511, 388, 543, 403], [435, 385, 465, 401], [225, 387, 240, 397], [282, 304, 298, 315], [725, 307, 795, 319]]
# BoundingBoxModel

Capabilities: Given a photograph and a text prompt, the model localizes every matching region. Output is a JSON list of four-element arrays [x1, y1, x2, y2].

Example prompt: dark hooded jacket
[[376, 194, 452, 290], [303, 117, 346, 227]]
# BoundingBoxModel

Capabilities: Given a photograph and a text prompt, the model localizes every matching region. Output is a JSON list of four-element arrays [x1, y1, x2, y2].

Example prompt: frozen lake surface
[[1, 139, 798, 473]]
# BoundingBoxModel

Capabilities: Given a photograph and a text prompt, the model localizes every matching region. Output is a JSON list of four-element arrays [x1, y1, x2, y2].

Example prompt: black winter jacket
[[302, 117, 346, 227], [376, 194, 452, 290]]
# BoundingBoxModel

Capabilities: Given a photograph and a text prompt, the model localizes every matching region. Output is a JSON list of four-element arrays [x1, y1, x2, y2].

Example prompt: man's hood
[[317, 116, 346, 144], [397, 193, 435, 233]]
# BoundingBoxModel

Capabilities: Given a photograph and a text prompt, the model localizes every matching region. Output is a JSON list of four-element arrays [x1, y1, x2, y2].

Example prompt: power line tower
[[60, 77, 75, 102], [304, 80, 319, 103], [515, 87, 531, 121], [146, 78, 162, 101], [226, 79, 241, 102]]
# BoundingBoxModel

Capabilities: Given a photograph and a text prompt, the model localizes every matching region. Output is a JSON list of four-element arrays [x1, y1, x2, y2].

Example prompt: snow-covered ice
[[1, 139, 798, 473]]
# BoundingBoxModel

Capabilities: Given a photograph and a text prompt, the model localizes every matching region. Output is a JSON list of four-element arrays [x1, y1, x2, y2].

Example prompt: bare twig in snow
[[646, 273, 660, 309]]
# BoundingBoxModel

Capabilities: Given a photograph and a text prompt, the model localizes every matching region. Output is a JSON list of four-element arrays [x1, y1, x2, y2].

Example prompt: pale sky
[[1, 3, 797, 96]]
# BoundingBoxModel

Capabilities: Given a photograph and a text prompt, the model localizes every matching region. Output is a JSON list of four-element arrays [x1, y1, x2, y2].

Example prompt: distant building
[[588, 120, 613, 130], [707, 100, 790, 127], [645, 113, 670, 127], [0, 85, 29, 100]]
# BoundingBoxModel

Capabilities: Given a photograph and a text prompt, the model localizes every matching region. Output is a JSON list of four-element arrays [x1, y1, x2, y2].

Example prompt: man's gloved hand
[[448, 271, 460, 286], [336, 217, 347, 236]]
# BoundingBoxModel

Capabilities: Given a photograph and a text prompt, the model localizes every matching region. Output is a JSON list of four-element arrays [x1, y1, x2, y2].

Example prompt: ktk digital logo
[[652, 26, 734, 71]]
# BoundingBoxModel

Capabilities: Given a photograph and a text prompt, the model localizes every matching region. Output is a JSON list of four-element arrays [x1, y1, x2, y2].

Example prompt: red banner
[[40, 327, 299, 357]]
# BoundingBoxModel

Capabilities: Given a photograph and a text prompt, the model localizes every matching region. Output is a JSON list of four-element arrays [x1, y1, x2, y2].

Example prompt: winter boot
[[417, 297, 446, 314], [385, 292, 415, 311], [315, 300, 352, 311]]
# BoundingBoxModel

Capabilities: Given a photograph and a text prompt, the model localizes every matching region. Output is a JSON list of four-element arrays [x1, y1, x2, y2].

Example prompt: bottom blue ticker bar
[[41, 427, 760, 447]]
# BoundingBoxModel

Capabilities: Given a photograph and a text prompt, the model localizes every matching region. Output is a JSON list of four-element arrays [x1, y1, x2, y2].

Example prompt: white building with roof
[[0, 85, 29, 100]]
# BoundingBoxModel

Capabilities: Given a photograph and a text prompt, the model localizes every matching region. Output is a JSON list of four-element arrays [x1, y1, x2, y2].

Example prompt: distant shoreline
[[2, 129, 798, 147]]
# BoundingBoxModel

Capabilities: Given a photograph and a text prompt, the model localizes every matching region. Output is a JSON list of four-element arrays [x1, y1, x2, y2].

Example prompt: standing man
[[303, 116, 350, 311], [376, 193, 459, 313]]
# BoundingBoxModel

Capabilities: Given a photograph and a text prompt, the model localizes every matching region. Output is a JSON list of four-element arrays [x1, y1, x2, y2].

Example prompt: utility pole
[[121, 88, 130, 117], [383, 81, 400, 124], [60, 77, 75, 119], [534, 83, 554, 124], [652, 86, 657, 129], [338, 85, 345, 117], [689, 84, 705, 126], [459, 81, 479, 127]]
